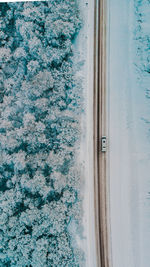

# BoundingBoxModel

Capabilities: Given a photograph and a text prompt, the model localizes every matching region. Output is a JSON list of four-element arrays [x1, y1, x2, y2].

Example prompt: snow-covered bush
[[0, 1, 84, 266]]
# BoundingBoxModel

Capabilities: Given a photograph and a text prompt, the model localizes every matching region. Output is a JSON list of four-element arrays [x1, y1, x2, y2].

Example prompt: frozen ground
[[72, 0, 96, 266], [109, 0, 150, 266]]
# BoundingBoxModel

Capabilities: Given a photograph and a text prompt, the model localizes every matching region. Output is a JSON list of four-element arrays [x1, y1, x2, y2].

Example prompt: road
[[94, 0, 111, 266]]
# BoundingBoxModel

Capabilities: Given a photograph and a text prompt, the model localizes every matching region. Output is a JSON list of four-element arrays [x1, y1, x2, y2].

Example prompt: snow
[[75, 0, 97, 266], [109, 0, 150, 266]]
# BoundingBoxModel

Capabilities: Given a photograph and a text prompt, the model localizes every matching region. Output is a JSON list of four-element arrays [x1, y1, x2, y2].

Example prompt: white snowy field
[[74, 1, 96, 266], [109, 0, 150, 266]]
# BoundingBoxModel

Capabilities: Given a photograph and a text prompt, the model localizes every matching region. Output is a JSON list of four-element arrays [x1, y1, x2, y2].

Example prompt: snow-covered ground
[[109, 0, 150, 266], [75, 1, 97, 266]]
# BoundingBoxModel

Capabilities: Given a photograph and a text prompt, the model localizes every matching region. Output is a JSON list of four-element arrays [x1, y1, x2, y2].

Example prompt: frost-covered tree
[[0, 1, 85, 266]]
